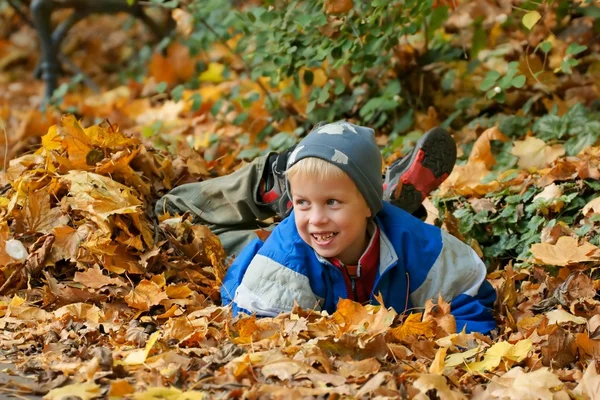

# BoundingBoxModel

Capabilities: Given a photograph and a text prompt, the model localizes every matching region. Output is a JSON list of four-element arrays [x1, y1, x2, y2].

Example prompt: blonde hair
[[286, 157, 362, 196]]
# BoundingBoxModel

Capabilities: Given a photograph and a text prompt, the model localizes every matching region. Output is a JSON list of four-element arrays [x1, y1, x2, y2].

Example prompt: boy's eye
[[326, 199, 339, 206], [295, 199, 308, 206]]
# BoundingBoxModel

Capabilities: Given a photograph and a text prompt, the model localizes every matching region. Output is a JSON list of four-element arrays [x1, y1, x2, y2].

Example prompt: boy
[[156, 122, 496, 333]]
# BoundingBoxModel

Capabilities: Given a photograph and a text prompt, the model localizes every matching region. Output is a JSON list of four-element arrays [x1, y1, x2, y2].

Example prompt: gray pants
[[155, 154, 276, 256]]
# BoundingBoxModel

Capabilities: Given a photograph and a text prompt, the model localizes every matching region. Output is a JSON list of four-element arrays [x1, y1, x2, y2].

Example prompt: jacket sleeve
[[409, 231, 496, 334], [220, 238, 264, 315], [221, 234, 321, 318]]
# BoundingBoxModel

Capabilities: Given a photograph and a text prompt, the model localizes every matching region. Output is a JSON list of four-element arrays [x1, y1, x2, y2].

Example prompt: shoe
[[260, 146, 296, 218], [383, 127, 456, 214]]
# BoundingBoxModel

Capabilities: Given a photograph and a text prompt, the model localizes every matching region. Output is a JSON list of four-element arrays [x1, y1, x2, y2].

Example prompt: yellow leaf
[[467, 339, 532, 372], [122, 331, 160, 366], [199, 62, 225, 83], [429, 347, 447, 375], [511, 137, 565, 170], [44, 382, 101, 400], [390, 312, 434, 341], [133, 386, 206, 399], [522, 11, 542, 30], [445, 346, 482, 368], [530, 236, 600, 266], [546, 309, 587, 325]]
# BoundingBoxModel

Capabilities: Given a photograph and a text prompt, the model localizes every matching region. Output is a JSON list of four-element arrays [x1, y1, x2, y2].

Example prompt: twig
[[5, 0, 34, 26], [1, 117, 8, 172]]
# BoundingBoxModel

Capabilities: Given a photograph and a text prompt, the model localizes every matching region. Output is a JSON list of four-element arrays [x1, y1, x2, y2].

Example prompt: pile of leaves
[[0, 116, 599, 398]]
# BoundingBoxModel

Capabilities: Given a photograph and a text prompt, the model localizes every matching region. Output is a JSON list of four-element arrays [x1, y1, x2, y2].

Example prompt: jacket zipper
[[350, 276, 358, 300]]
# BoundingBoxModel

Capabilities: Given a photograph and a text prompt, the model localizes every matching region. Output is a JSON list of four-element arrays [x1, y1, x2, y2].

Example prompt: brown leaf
[[73, 264, 127, 289], [124, 279, 168, 311], [325, 0, 353, 14]]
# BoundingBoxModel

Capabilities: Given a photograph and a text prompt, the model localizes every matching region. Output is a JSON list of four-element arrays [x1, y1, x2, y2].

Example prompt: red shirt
[[329, 224, 380, 304]]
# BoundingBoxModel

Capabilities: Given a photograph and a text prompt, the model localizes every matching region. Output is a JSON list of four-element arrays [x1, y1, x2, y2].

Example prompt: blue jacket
[[221, 202, 496, 333]]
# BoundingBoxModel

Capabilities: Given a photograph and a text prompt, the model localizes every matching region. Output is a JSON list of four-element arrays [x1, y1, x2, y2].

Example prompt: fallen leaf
[[467, 340, 532, 372], [546, 309, 587, 325], [530, 236, 600, 266], [412, 374, 467, 400], [511, 137, 565, 170], [44, 382, 101, 400], [483, 367, 566, 400], [390, 312, 434, 341], [573, 362, 600, 400], [74, 264, 127, 289], [124, 280, 169, 311]]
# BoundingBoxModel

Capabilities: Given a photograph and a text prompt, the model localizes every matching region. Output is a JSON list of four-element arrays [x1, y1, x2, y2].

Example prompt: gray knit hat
[[286, 121, 383, 215]]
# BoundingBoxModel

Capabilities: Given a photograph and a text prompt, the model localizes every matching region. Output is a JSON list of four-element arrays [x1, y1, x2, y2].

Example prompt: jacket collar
[[312, 218, 399, 274]]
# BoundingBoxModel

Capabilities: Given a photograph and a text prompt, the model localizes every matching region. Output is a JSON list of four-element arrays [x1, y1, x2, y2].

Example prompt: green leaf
[[540, 41, 552, 53], [522, 11, 541, 30], [566, 43, 587, 56], [480, 71, 501, 91], [306, 99, 316, 114], [155, 82, 168, 94], [511, 75, 526, 88], [317, 83, 331, 104], [170, 85, 184, 102], [190, 93, 202, 112]]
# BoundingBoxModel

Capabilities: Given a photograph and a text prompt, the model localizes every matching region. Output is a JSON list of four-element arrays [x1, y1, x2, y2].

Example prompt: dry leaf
[[530, 236, 600, 266], [124, 280, 169, 311], [511, 137, 565, 170]]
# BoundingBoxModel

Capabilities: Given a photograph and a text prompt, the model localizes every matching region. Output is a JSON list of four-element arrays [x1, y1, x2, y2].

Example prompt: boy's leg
[[155, 150, 294, 256], [383, 127, 457, 215]]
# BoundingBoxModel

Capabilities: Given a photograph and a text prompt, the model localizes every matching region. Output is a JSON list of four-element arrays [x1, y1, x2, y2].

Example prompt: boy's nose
[[309, 209, 329, 225]]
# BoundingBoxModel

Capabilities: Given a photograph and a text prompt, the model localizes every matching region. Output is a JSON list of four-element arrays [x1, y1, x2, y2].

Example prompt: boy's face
[[288, 172, 372, 266]]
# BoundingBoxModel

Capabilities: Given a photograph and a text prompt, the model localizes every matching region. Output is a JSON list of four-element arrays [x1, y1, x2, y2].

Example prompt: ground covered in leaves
[[1, 0, 600, 399]]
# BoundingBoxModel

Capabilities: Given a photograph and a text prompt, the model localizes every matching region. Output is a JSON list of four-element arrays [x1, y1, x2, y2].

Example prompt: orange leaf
[[390, 312, 434, 341], [325, 0, 353, 14]]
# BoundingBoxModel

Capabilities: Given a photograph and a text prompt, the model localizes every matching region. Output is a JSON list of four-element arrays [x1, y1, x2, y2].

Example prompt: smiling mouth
[[311, 232, 338, 243]]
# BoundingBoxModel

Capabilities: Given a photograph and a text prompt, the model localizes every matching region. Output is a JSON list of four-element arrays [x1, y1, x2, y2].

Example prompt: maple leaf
[[124, 279, 169, 311], [530, 236, 600, 266], [511, 136, 565, 170], [467, 340, 532, 372], [50, 224, 93, 262], [74, 264, 127, 289], [44, 382, 101, 400], [390, 312, 434, 341]]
